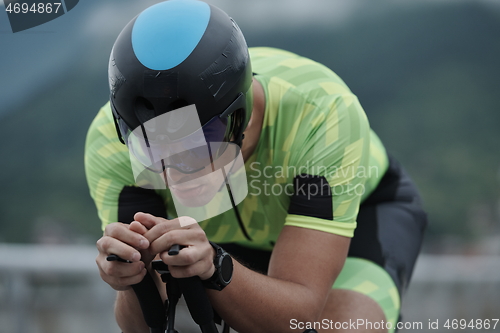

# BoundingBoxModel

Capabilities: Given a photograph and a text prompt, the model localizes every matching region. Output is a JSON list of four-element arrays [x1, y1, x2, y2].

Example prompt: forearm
[[115, 266, 166, 333], [115, 289, 150, 333], [208, 260, 325, 333]]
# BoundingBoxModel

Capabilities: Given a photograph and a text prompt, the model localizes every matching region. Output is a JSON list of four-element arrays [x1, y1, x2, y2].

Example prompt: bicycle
[[107, 250, 318, 333]]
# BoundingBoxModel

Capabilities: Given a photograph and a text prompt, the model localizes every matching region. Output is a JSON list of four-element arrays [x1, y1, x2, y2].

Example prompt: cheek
[[205, 170, 225, 186]]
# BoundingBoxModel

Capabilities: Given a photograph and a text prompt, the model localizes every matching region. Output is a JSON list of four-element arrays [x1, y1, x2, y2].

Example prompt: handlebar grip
[[178, 276, 218, 332], [131, 271, 166, 331]]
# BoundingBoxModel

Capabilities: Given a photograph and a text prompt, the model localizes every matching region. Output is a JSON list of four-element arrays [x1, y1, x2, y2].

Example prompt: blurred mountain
[[0, 0, 159, 117], [0, 0, 499, 249]]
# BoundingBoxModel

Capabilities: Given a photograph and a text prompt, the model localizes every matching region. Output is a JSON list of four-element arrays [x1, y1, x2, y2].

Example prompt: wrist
[[201, 241, 233, 291], [200, 245, 217, 280]]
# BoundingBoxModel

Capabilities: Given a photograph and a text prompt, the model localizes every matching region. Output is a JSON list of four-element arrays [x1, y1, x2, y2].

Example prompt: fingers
[[96, 254, 147, 290], [103, 222, 150, 252], [97, 254, 145, 277], [159, 243, 210, 266], [96, 236, 141, 262], [134, 212, 179, 230], [154, 226, 215, 280], [148, 226, 206, 255], [129, 221, 148, 235], [96, 222, 151, 290], [139, 218, 214, 279], [142, 217, 183, 246], [98, 222, 149, 263], [162, 246, 215, 279]]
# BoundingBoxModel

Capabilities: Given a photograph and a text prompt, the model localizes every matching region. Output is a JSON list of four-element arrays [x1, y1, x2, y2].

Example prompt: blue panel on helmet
[[132, 0, 210, 70]]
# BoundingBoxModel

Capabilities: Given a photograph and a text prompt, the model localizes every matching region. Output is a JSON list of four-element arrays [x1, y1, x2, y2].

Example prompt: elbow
[[286, 290, 329, 331]]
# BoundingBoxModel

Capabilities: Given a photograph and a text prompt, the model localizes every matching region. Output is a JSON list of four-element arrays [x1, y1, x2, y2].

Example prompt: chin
[[172, 184, 220, 208]]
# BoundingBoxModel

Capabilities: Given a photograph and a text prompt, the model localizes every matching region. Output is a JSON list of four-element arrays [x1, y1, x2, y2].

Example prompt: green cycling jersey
[[85, 47, 389, 251]]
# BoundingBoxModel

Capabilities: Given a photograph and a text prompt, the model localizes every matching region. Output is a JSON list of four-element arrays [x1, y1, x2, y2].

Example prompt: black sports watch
[[202, 241, 233, 291]]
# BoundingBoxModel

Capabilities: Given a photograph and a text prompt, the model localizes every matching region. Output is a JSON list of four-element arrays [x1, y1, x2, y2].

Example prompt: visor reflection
[[113, 103, 230, 174]]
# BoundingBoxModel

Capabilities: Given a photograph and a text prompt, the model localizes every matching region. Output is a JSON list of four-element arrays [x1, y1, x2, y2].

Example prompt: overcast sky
[[1, 0, 499, 116]]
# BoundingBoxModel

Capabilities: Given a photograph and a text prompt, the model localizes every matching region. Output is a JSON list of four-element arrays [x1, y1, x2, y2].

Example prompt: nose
[[166, 167, 185, 185]]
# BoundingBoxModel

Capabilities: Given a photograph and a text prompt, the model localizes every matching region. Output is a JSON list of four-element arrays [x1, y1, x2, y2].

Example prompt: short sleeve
[[283, 92, 371, 237], [84, 103, 136, 231]]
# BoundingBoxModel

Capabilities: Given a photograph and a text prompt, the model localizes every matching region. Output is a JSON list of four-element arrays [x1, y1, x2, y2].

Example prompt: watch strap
[[202, 241, 232, 291]]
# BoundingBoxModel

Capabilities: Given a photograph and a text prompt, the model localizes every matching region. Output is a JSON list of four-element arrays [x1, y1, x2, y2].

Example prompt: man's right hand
[[96, 221, 151, 291]]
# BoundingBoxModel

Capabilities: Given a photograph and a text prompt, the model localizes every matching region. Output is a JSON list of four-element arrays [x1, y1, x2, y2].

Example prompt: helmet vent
[[135, 97, 156, 124]]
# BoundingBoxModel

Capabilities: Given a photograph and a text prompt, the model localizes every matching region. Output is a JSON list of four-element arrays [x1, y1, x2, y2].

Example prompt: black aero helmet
[[109, 0, 253, 149]]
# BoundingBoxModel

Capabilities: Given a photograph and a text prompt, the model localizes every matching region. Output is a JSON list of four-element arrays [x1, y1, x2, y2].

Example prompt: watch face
[[220, 254, 233, 283]]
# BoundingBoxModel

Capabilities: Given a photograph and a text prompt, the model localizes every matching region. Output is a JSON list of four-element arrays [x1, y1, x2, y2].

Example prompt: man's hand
[[134, 212, 216, 280], [95, 221, 151, 291]]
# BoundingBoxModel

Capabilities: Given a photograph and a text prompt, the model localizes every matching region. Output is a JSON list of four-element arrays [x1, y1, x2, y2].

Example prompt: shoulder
[[85, 102, 134, 188], [249, 47, 301, 63], [85, 102, 138, 228], [85, 102, 119, 148], [250, 47, 351, 96]]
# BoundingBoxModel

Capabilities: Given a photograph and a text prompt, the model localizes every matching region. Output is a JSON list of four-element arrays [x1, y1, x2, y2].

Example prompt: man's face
[[124, 104, 247, 216], [165, 142, 241, 208]]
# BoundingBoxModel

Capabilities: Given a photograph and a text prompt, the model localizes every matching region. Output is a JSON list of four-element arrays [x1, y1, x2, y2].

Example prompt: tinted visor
[[112, 103, 231, 174]]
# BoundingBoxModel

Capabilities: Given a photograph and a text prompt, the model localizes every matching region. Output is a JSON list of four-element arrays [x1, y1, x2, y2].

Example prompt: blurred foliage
[[0, 55, 109, 243], [244, 2, 500, 247], [0, 2, 499, 249]]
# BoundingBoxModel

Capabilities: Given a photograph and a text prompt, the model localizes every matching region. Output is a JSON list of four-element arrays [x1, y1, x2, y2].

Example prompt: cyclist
[[86, 1, 427, 332]]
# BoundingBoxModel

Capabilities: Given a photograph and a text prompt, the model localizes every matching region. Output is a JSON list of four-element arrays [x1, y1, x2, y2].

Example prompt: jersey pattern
[[85, 47, 389, 251]]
